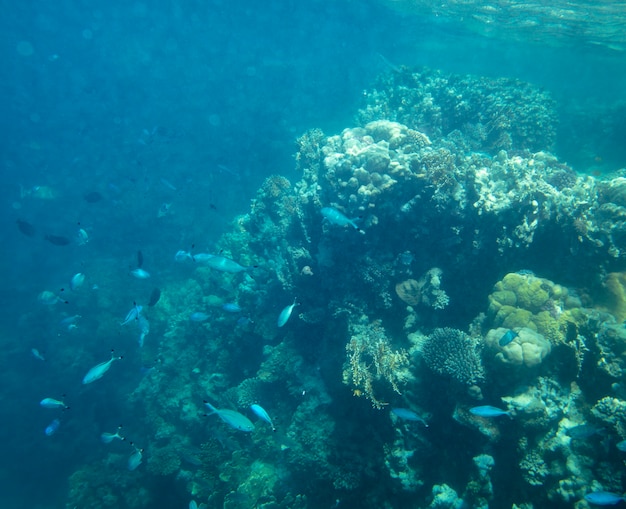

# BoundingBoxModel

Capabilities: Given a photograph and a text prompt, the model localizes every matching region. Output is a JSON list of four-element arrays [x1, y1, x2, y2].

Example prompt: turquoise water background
[[2, 1, 626, 508]]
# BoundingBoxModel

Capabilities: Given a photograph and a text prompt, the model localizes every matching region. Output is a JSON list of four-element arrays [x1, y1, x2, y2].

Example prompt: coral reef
[[61, 68, 626, 509], [421, 328, 485, 386], [486, 272, 587, 346], [356, 68, 557, 153], [484, 327, 551, 368], [342, 321, 411, 408], [396, 268, 449, 310]]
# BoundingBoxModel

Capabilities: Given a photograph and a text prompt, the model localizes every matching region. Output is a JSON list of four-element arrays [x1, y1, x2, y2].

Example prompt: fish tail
[[203, 400, 217, 415]]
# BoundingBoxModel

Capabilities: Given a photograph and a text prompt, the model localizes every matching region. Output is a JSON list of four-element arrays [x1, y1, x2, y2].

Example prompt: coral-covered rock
[[485, 327, 551, 368]]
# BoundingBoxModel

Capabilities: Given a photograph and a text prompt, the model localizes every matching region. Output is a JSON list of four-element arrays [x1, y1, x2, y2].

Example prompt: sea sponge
[[485, 327, 551, 368]]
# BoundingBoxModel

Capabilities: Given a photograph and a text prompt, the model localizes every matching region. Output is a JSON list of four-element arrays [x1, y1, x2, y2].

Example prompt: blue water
[[2, 1, 626, 508]]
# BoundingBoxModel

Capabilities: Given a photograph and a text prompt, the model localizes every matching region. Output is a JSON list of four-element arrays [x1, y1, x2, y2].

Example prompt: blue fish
[[40, 397, 69, 410], [175, 250, 193, 262], [82, 351, 123, 384], [194, 253, 254, 273], [222, 303, 242, 313], [121, 304, 142, 326], [566, 424, 605, 439], [130, 268, 151, 279], [45, 418, 61, 436], [190, 312, 209, 322], [137, 315, 150, 347], [250, 404, 276, 431], [277, 298, 298, 327], [469, 405, 511, 418], [584, 491, 626, 505], [498, 329, 519, 347], [321, 207, 362, 232], [237, 316, 253, 327], [204, 401, 254, 432], [391, 408, 428, 427], [128, 442, 143, 471], [616, 440, 626, 452]]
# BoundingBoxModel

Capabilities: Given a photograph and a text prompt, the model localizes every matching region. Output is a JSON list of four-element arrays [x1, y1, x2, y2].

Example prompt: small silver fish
[[190, 312, 209, 322], [250, 404, 276, 431], [137, 315, 150, 347], [45, 418, 61, 436], [130, 268, 151, 279], [469, 405, 511, 418], [82, 351, 122, 384], [204, 401, 254, 432], [222, 302, 242, 313], [76, 228, 89, 246], [40, 397, 69, 410], [321, 207, 362, 232], [31, 348, 45, 361], [38, 291, 65, 306], [175, 250, 193, 262], [70, 273, 85, 290], [391, 407, 428, 427], [128, 442, 143, 471], [60, 314, 81, 330], [121, 304, 142, 325], [277, 298, 298, 327], [101, 426, 124, 444], [195, 253, 254, 273]]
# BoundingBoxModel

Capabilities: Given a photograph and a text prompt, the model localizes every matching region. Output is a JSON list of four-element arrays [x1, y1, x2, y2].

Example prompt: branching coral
[[421, 328, 485, 386], [343, 322, 410, 408]]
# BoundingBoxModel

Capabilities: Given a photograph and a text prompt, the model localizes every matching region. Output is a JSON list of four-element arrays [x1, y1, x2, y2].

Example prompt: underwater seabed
[[64, 69, 626, 508]]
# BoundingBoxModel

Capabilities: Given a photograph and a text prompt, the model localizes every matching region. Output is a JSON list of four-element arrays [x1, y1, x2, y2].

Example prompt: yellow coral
[[599, 272, 626, 321]]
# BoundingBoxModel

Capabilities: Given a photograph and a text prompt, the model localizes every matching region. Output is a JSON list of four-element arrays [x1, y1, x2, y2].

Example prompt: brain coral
[[485, 327, 551, 368]]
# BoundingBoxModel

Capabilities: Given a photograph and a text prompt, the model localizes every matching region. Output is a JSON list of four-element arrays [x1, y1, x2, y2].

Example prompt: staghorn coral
[[421, 328, 485, 386], [343, 321, 411, 408]]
